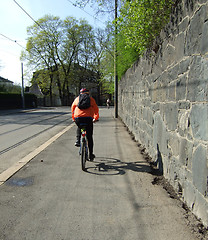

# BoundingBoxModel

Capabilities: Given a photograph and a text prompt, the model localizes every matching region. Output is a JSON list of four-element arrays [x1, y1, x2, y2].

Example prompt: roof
[[0, 76, 14, 84], [29, 83, 43, 96]]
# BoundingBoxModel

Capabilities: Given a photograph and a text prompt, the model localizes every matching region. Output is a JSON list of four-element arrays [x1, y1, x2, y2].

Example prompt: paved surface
[[0, 108, 200, 240], [0, 107, 72, 183]]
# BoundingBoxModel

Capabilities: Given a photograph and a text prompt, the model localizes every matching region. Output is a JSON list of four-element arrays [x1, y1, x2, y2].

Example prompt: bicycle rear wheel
[[81, 140, 86, 171]]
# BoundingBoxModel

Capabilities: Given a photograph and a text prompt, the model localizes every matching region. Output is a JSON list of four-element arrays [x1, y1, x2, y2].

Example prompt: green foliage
[[0, 84, 21, 93], [117, 32, 138, 79], [101, 0, 174, 80], [89, 0, 174, 85], [31, 70, 52, 96], [118, 0, 173, 54], [23, 15, 106, 103], [22, 0, 174, 98], [102, 78, 114, 95]]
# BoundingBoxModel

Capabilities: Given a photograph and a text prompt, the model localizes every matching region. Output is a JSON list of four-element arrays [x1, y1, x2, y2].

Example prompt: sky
[[0, 0, 107, 86]]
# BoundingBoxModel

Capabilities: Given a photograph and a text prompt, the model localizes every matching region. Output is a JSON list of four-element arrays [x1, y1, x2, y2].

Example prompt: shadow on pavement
[[85, 157, 157, 176]]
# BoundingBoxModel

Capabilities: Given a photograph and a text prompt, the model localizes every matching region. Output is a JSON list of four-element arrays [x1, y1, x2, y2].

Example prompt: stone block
[[168, 64, 179, 82], [168, 156, 180, 182], [176, 74, 187, 101], [179, 137, 193, 169], [151, 102, 160, 112], [175, 32, 185, 61], [162, 43, 176, 68], [143, 107, 153, 125], [185, 5, 205, 55], [178, 57, 191, 75], [163, 103, 178, 131], [200, 21, 208, 54], [190, 103, 208, 141], [150, 82, 159, 103], [183, 180, 196, 209], [193, 190, 208, 227], [192, 144, 207, 195], [178, 101, 191, 110], [168, 132, 180, 157], [153, 112, 169, 156], [187, 56, 208, 102], [178, 109, 190, 136], [179, 16, 189, 33], [167, 81, 176, 101], [198, 0, 208, 3]]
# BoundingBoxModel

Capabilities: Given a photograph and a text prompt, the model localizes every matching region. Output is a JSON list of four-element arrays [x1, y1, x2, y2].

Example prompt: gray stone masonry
[[118, 0, 208, 227]]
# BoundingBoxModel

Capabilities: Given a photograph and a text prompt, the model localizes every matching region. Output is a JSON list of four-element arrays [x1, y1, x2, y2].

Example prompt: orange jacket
[[71, 96, 99, 121]]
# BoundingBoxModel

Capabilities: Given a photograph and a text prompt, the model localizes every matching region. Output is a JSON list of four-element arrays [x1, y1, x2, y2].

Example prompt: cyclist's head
[[80, 88, 89, 94]]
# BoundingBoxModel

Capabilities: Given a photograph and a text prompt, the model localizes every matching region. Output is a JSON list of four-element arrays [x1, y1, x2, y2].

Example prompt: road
[[0, 108, 205, 240], [0, 107, 72, 175]]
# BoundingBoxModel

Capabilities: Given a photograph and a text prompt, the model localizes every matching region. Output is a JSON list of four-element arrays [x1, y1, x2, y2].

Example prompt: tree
[[22, 15, 63, 105], [75, 0, 120, 114], [78, 28, 108, 102], [97, 25, 114, 97], [22, 14, 108, 105], [59, 17, 94, 102], [75, 0, 174, 81], [23, 15, 95, 105]]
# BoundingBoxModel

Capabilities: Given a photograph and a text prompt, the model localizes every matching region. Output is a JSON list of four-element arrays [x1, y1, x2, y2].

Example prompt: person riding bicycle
[[106, 98, 110, 109], [71, 88, 99, 161]]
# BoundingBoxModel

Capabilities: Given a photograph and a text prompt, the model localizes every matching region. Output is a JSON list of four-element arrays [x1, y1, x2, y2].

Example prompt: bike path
[[0, 108, 199, 240]]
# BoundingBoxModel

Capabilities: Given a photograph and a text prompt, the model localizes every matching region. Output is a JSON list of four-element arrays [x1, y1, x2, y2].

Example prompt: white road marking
[[0, 123, 75, 185]]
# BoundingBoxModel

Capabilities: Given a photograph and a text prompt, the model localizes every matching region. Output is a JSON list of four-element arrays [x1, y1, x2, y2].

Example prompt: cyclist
[[71, 88, 99, 161], [106, 98, 110, 109]]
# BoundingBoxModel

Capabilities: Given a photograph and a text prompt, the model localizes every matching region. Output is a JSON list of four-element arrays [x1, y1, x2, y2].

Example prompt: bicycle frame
[[79, 127, 88, 171]]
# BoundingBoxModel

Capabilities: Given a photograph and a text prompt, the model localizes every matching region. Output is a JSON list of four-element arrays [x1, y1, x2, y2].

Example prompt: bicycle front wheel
[[81, 140, 86, 171]]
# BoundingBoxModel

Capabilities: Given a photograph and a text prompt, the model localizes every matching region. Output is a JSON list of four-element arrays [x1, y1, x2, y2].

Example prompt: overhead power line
[[13, 0, 42, 28], [12, 0, 60, 67], [12, 0, 52, 43], [66, 0, 106, 26], [10, 0, 106, 56], [14, 0, 105, 27], [0, 33, 26, 50]]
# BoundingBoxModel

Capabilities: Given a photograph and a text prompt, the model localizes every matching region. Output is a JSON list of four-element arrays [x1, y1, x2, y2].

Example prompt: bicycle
[[78, 120, 98, 171], [79, 124, 88, 171]]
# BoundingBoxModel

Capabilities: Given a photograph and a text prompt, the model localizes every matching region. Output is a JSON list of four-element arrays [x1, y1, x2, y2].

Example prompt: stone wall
[[118, 0, 208, 227]]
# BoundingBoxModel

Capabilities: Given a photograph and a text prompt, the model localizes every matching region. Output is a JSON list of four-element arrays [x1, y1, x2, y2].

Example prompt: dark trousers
[[75, 117, 94, 155]]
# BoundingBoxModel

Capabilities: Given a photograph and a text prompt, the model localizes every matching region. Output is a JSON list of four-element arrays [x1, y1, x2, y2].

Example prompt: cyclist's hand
[[93, 119, 99, 123]]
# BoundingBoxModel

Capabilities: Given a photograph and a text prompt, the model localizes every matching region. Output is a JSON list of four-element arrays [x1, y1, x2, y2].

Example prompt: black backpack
[[77, 94, 91, 109]]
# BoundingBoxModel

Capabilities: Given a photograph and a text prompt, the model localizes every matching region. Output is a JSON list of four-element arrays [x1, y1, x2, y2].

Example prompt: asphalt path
[[0, 107, 72, 177], [0, 108, 200, 240]]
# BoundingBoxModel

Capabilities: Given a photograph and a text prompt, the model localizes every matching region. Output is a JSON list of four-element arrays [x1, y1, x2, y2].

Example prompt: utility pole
[[21, 62, 25, 109], [114, 0, 118, 118]]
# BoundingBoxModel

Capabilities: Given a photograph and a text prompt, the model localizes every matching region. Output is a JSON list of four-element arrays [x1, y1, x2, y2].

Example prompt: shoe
[[89, 153, 95, 161], [74, 141, 80, 147]]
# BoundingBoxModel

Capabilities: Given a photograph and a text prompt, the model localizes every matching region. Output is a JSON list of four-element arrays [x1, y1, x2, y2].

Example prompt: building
[[0, 76, 13, 86]]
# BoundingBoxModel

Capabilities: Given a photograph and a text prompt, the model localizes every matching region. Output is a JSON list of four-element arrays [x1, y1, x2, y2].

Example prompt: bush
[[0, 84, 21, 93], [115, 0, 174, 79]]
